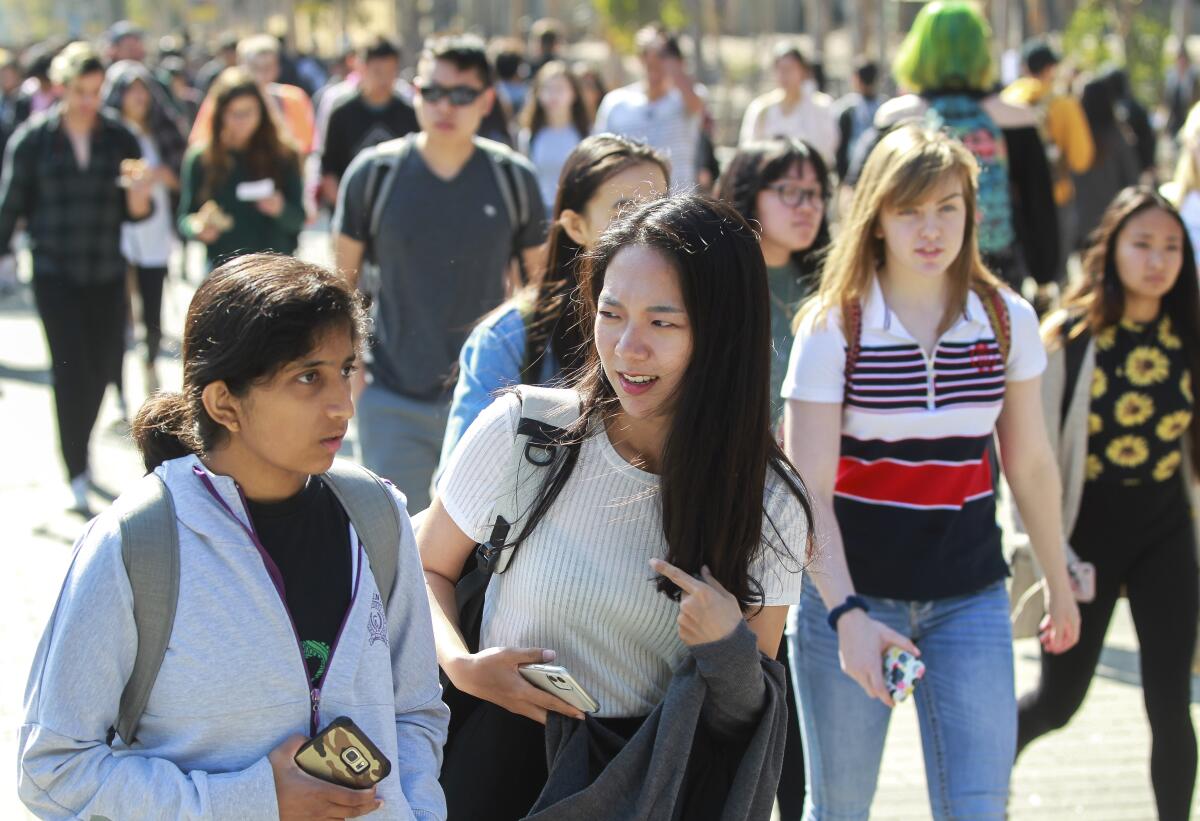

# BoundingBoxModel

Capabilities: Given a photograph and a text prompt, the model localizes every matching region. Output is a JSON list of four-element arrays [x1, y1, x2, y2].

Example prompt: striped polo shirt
[[782, 278, 1045, 600]]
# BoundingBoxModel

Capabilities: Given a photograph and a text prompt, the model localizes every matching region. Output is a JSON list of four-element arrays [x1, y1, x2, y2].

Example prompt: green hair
[[892, 1, 994, 93]]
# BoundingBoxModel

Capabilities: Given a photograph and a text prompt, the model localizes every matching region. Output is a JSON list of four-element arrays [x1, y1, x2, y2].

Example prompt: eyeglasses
[[766, 183, 824, 209], [416, 82, 484, 106]]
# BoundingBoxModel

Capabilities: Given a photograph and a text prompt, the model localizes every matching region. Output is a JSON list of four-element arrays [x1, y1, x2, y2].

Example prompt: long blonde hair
[[808, 124, 1001, 335], [1168, 102, 1200, 204]]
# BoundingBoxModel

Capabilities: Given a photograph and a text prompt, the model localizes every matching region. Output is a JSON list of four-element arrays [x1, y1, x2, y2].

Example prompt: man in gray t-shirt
[[334, 35, 545, 511]]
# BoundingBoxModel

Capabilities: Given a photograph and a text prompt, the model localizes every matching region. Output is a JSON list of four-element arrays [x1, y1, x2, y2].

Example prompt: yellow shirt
[[1001, 77, 1095, 206]]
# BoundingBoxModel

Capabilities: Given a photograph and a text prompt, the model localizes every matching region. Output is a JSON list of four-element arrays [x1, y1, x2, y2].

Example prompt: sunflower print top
[[1087, 314, 1193, 484]]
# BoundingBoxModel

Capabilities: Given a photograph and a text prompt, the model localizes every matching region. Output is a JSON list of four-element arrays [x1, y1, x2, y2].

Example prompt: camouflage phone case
[[294, 716, 392, 789]]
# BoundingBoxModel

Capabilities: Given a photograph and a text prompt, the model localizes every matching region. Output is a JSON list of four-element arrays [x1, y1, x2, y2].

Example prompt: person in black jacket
[[0, 43, 153, 513]]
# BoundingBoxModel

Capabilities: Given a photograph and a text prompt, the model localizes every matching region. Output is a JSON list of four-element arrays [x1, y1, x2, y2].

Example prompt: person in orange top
[[189, 34, 314, 155], [1003, 40, 1095, 289]]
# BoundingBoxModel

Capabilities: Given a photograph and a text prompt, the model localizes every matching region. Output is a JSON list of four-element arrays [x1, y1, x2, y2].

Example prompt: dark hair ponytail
[[131, 253, 368, 472]]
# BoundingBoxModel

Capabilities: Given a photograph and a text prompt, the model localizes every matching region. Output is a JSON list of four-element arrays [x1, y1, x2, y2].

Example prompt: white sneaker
[[70, 474, 92, 515]]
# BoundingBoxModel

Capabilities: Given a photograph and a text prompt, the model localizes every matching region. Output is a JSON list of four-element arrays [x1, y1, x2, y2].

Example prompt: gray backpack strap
[[365, 135, 414, 260], [323, 459, 401, 609], [114, 473, 180, 746], [489, 386, 583, 574], [478, 137, 531, 249]]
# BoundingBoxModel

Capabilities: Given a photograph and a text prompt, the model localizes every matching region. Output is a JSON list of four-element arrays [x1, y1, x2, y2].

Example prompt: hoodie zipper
[[193, 466, 360, 736]]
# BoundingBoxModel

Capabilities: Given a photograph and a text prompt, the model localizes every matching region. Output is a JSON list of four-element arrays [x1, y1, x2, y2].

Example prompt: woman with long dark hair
[[19, 254, 448, 820], [103, 60, 187, 394], [716, 137, 831, 422], [518, 60, 591, 219], [423, 195, 812, 819], [1019, 187, 1199, 821], [177, 67, 304, 269], [438, 134, 668, 467], [714, 136, 831, 821], [1072, 75, 1140, 249]]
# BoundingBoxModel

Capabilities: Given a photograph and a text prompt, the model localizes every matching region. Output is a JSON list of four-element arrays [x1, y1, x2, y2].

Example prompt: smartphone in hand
[[519, 663, 599, 713], [294, 716, 391, 789], [883, 647, 925, 703]]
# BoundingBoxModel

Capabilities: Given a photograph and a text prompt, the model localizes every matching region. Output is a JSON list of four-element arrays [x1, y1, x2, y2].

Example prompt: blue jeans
[[791, 579, 1015, 820], [357, 381, 450, 514]]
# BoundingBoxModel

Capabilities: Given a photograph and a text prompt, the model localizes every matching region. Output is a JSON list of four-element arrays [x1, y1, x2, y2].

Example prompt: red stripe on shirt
[[835, 455, 993, 509]]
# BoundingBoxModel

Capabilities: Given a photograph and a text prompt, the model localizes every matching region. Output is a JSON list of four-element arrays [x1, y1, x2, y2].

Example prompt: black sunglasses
[[416, 82, 484, 106]]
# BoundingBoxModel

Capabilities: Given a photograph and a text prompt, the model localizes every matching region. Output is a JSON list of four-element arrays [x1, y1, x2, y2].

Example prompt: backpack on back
[[110, 459, 400, 745], [924, 94, 1016, 257], [361, 133, 533, 274]]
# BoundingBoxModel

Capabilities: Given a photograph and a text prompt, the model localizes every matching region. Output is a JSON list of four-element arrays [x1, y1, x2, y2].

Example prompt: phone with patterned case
[[883, 646, 925, 703], [294, 716, 392, 789]]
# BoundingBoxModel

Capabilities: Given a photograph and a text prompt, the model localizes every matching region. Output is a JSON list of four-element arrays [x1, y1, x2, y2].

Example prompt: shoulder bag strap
[[113, 473, 180, 746], [1061, 321, 1091, 429], [974, 283, 1013, 365], [841, 299, 863, 404], [482, 386, 583, 575], [322, 459, 401, 610], [365, 135, 414, 260]]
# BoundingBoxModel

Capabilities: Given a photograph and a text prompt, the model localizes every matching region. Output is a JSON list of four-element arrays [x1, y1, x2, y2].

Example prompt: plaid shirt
[[0, 106, 144, 285]]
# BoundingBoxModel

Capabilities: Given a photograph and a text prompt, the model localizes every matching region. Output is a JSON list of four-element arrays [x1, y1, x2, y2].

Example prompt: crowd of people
[[7, 2, 1200, 819]]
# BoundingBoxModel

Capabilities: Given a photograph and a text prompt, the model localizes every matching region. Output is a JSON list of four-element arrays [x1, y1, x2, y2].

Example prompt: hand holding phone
[[270, 733, 381, 820], [294, 716, 391, 789], [518, 663, 599, 714], [883, 646, 925, 703]]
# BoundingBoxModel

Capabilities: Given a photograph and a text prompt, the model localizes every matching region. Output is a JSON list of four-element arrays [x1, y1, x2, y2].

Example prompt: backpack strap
[[973, 282, 1012, 364], [1060, 319, 1091, 429], [478, 137, 534, 284], [322, 459, 402, 610], [479, 386, 583, 575], [841, 299, 864, 403], [364, 135, 414, 264], [113, 473, 180, 746]]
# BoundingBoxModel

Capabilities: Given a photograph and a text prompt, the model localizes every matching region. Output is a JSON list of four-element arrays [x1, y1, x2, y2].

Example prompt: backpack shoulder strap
[[485, 386, 583, 574], [1060, 319, 1091, 428], [365, 135, 414, 259], [841, 299, 863, 403], [477, 136, 532, 243], [973, 282, 1012, 364], [114, 473, 180, 746], [323, 459, 402, 610]]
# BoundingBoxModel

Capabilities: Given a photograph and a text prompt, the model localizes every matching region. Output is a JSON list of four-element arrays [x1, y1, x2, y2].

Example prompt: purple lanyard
[[192, 464, 291, 599]]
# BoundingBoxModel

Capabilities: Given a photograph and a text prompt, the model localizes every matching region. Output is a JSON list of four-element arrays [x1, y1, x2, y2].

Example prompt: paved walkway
[[2, 237, 1197, 819]]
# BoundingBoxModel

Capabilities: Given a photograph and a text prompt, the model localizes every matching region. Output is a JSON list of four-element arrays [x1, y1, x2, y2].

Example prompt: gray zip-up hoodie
[[18, 455, 449, 820]]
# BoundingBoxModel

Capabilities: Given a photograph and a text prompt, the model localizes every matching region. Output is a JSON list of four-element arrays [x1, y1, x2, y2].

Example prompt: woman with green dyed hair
[[892, 0, 994, 93], [856, 1, 1059, 295]]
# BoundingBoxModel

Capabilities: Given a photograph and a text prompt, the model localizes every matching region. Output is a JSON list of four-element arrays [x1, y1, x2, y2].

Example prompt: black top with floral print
[[1086, 314, 1193, 485]]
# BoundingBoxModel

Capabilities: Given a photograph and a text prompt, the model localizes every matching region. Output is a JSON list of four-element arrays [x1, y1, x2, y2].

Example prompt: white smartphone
[[518, 663, 599, 713], [235, 178, 276, 201]]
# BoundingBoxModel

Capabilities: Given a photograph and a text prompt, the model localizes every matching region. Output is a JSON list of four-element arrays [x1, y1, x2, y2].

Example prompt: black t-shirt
[[321, 92, 418, 180], [246, 476, 352, 685]]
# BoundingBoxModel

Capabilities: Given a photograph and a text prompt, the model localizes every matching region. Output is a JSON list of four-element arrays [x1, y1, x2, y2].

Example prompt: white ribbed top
[[438, 393, 807, 717]]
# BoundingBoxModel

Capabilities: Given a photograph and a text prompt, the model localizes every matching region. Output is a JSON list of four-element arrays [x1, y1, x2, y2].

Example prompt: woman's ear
[[201, 381, 243, 435], [559, 208, 591, 248]]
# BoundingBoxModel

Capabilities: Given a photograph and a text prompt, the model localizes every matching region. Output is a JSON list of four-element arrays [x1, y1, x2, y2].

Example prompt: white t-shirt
[[519, 125, 583, 218], [438, 392, 807, 717], [593, 83, 705, 194], [121, 123, 173, 268], [738, 88, 840, 168]]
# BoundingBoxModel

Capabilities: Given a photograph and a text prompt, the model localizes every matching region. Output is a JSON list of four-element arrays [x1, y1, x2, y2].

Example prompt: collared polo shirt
[[782, 278, 1046, 600]]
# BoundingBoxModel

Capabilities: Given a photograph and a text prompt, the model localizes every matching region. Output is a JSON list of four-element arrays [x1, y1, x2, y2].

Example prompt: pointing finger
[[649, 558, 702, 595]]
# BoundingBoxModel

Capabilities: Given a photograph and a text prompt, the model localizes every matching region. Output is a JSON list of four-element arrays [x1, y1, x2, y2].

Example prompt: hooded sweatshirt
[[18, 454, 449, 820]]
